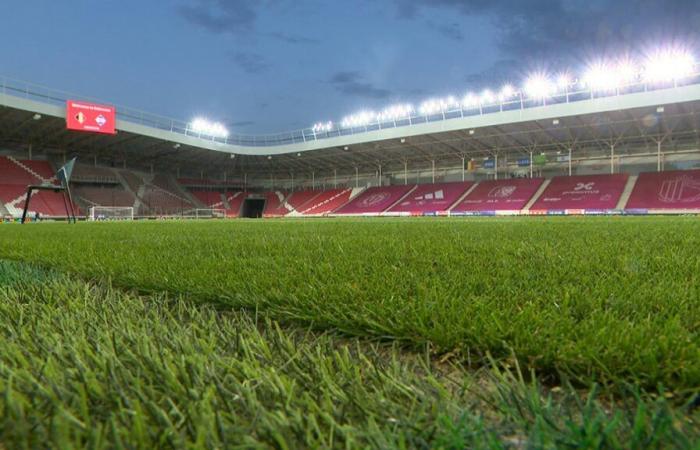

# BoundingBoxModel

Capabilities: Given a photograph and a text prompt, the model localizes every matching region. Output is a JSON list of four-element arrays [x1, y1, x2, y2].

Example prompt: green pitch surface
[[0, 217, 699, 447]]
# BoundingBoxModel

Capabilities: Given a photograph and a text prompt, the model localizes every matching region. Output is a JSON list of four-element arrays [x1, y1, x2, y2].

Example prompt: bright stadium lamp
[[461, 93, 478, 108], [480, 90, 495, 104], [643, 49, 695, 82], [498, 85, 515, 101], [556, 73, 573, 89], [524, 74, 554, 99], [189, 118, 229, 138], [582, 63, 617, 90]]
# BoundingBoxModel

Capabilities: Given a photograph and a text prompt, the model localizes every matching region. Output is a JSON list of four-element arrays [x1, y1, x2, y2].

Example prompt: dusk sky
[[1, 0, 698, 134]]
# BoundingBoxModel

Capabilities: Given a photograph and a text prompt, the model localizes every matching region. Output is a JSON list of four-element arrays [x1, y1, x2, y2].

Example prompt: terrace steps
[[523, 178, 551, 211], [617, 175, 638, 209], [448, 182, 479, 212]]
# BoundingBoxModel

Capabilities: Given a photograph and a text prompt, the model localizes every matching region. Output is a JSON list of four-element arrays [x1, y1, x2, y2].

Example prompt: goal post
[[88, 206, 135, 221]]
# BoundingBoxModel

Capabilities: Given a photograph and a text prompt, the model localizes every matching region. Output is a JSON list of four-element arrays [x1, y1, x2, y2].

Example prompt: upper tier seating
[[388, 182, 473, 213], [298, 188, 353, 215], [18, 159, 54, 180], [285, 190, 322, 211], [0, 156, 43, 184], [530, 174, 628, 211], [191, 191, 225, 207], [72, 164, 119, 183], [626, 169, 700, 210], [452, 178, 544, 212], [225, 192, 246, 217], [335, 185, 414, 215], [262, 191, 289, 217], [74, 186, 135, 207]]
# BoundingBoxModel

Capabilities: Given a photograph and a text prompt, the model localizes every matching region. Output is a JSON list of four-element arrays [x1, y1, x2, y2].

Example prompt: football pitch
[[0, 217, 698, 448]]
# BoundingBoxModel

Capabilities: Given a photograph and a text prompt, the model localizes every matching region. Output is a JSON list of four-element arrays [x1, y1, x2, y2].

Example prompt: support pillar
[[28, 143, 33, 160], [404, 161, 408, 185], [610, 144, 615, 174], [461, 157, 465, 181], [568, 148, 572, 176], [312, 171, 315, 190], [334, 168, 337, 188], [657, 141, 662, 172], [355, 167, 359, 188], [494, 154, 498, 180], [530, 151, 533, 178], [431, 160, 435, 184]]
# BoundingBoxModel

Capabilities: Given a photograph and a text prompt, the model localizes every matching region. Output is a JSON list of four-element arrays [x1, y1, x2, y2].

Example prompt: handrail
[[2, 70, 700, 148]]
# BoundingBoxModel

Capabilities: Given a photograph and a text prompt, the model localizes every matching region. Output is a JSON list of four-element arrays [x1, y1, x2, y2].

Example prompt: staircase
[[448, 182, 479, 212], [7, 156, 50, 184], [523, 179, 551, 211], [616, 175, 638, 210]]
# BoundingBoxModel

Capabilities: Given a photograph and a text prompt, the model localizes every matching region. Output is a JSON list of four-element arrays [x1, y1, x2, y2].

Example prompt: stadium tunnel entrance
[[241, 198, 265, 218]]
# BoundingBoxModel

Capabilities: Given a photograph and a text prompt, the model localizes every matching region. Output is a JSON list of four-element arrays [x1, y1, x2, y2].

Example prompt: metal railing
[[2, 69, 700, 148]]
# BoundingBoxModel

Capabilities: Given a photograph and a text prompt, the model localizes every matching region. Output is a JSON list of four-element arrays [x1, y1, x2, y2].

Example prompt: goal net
[[89, 206, 135, 221], [182, 208, 227, 219]]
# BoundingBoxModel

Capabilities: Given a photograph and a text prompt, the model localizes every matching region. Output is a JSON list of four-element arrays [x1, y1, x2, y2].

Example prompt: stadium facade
[[1, 66, 700, 218]]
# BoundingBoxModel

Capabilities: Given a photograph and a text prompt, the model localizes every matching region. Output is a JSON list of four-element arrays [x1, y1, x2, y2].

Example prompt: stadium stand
[[452, 178, 544, 212], [335, 185, 414, 215], [225, 192, 246, 217], [388, 182, 473, 214], [285, 190, 322, 211], [74, 186, 135, 208], [298, 188, 354, 216], [0, 156, 79, 217], [262, 191, 290, 217], [191, 190, 225, 207], [529, 174, 629, 212], [626, 169, 700, 210]]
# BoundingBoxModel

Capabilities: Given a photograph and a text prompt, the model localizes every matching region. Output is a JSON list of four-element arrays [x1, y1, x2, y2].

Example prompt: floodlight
[[643, 49, 695, 82], [461, 94, 478, 108], [189, 118, 229, 138], [524, 74, 554, 99], [480, 90, 495, 104], [498, 85, 515, 101], [556, 73, 573, 89]]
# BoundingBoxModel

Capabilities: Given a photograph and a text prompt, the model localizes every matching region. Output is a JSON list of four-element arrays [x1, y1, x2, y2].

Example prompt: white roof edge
[[2, 84, 700, 156]]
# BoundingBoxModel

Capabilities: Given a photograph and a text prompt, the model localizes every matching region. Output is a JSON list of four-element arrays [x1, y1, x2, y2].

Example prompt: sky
[[1, 0, 699, 134]]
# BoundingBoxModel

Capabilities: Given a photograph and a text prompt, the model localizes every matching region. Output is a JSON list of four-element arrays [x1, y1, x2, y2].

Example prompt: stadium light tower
[[524, 74, 555, 104], [643, 49, 695, 84], [189, 118, 229, 139]]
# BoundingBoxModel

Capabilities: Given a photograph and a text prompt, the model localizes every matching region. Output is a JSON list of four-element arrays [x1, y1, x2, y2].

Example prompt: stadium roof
[[1, 75, 700, 177]]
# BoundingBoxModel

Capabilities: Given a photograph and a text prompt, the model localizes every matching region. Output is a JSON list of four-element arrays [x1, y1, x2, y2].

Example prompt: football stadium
[[1, 4, 700, 448]]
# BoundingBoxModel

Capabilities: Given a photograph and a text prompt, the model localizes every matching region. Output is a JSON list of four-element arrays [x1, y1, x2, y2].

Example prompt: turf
[[0, 260, 697, 449], [0, 217, 699, 392]]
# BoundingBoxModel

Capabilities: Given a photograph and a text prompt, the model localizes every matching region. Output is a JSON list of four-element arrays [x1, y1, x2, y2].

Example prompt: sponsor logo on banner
[[565, 209, 585, 215], [556, 155, 570, 162], [624, 208, 649, 215], [517, 158, 530, 167], [528, 209, 547, 215], [359, 192, 390, 207], [488, 185, 516, 198], [482, 160, 495, 169], [547, 210, 566, 215], [658, 175, 700, 203], [479, 211, 497, 216], [584, 209, 606, 215], [66, 100, 116, 135]]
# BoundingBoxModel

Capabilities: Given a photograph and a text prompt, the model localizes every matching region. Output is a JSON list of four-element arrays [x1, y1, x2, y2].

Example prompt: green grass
[[0, 259, 697, 449], [0, 217, 699, 392]]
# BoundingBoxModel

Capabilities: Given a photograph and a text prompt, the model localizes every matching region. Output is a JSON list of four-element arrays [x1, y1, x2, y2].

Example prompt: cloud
[[178, 0, 259, 34], [395, 0, 700, 83], [426, 21, 464, 41], [229, 120, 255, 127], [178, 0, 318, 44], [329, 71, 393, 99], [267, 32, 320, 45], [231, 51, 270, 74]]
